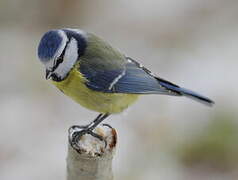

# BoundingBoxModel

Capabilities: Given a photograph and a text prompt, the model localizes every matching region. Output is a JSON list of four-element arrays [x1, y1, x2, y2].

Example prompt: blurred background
[[0, 0, 237, 179]]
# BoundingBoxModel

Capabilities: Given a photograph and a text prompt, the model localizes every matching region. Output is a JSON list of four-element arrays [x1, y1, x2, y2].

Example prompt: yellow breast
[[51, 67, 139, 114]]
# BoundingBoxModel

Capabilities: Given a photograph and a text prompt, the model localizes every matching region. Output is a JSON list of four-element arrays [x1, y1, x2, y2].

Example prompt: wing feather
[[80, 56, 178, 95], [79, 53, 214, 106]]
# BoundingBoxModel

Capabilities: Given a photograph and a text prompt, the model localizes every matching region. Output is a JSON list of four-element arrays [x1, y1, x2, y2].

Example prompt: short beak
[[45, 69, 52, 80]]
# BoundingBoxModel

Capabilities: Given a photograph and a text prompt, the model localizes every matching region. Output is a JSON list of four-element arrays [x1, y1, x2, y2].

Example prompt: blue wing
[[112, 62, 172, 94], [80, 57, 214, 106], [80, 57, 177, 95]]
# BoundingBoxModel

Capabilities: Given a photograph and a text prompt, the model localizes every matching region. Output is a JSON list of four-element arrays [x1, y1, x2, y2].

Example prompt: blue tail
[[157, 78, 214, 106]]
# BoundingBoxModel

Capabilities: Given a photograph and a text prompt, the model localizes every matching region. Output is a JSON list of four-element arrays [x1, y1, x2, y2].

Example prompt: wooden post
[[67, 125, 117, 180]]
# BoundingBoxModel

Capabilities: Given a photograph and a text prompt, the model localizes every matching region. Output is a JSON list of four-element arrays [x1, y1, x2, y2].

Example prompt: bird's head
[[37, 29, 87, 81]]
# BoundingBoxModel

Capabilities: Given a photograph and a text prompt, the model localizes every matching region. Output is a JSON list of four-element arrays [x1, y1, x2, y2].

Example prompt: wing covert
[[80, 56, 179, 95]]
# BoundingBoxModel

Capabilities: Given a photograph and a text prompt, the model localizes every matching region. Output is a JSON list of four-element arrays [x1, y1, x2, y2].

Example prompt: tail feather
[[157, 78, 214, 106]]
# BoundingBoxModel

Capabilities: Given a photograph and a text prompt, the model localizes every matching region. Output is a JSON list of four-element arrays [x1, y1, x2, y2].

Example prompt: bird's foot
[[69, 125, 106, 149], [70, 123, 91, 130], [102, 123, 113, 129]]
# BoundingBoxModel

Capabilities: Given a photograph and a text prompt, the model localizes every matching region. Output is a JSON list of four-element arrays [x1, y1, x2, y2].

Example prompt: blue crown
[[38, 30, 63, 62]]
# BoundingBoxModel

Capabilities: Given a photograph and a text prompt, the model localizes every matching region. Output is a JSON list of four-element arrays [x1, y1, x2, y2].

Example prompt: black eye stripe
[[52, 39, 70, 72]]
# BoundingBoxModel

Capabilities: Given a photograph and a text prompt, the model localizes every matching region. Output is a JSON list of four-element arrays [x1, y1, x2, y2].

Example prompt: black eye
[[52, 56, 64, 71], [51, 39, 69, 71], [57, 56, 63, 64]]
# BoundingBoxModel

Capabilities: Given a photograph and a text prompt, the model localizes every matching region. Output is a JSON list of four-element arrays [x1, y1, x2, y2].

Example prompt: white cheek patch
[[54, 38, 78, 79]]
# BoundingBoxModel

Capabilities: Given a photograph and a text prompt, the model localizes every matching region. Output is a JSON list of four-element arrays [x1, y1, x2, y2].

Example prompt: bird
[[37, 28, 214, 145]]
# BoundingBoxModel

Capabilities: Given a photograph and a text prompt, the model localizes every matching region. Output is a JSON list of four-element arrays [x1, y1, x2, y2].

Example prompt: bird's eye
[[57, 56, 63, 64], [52, 56, 64, 71], [51, 39, 69, 71]]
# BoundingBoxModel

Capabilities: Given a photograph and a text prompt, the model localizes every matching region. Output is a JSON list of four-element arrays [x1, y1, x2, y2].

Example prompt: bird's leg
[[69, 114, 110, 148], [73, 113, 104, 129], [88, 114, 110, 131]]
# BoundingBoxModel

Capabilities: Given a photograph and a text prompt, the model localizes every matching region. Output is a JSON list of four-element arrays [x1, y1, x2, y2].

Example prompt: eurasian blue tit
[[37, 28, 214, 143]]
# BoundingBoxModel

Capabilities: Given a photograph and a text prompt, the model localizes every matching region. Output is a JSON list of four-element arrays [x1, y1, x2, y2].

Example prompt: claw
[[70, 124, 90, 131], [69, 128, 88, 149], [69, 127, 107, 149], [102, 123, 113, 129]]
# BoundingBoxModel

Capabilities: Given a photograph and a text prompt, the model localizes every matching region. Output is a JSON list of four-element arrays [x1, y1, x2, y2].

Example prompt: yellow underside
[[51, 68, 139, 114]]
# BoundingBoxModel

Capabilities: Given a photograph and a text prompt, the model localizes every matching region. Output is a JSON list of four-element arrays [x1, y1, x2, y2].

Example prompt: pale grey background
[[0, 0, 237, 179]]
